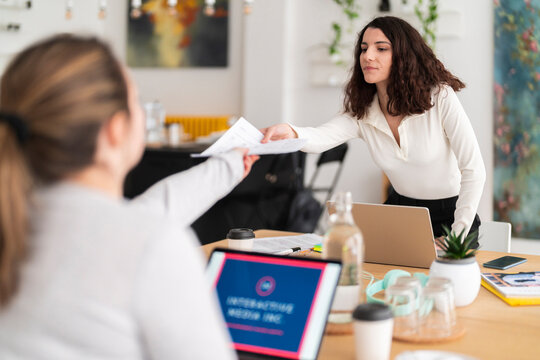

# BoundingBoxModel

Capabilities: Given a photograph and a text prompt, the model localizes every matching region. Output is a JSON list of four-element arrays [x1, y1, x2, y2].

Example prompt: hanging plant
[[327, 0, 439, 63], [413, 0, 439, 49], [329, 0, 360, 63]]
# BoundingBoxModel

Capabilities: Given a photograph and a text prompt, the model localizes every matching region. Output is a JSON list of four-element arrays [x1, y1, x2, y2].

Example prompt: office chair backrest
[[308, 143, 349, 204], [316, 143, 349, 167], [479, 221, 512, 252]]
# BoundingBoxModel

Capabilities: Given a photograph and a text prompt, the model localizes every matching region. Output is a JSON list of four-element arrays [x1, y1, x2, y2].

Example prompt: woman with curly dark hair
[[261, 16, 485, 245]]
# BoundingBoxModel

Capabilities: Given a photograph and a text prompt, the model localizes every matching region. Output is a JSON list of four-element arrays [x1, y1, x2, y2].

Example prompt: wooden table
[[203, 230, 540, 359]]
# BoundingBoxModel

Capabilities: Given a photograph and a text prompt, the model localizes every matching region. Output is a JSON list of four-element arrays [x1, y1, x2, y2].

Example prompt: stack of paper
[[251, 234, 323, 254]]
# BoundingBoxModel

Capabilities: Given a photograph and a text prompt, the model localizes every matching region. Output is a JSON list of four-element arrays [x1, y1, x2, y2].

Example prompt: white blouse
[[292, 86, 486, 235]]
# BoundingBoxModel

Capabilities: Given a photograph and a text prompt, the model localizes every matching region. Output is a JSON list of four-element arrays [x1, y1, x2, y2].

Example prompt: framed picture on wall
[[127, 0, 229, 68]]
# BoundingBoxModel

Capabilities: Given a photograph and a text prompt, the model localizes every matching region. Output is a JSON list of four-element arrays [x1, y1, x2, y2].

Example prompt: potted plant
[[429, 225, 481, 307]]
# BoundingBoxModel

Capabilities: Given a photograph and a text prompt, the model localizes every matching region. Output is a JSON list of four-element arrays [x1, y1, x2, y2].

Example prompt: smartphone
[[483, 256, 527, 270]]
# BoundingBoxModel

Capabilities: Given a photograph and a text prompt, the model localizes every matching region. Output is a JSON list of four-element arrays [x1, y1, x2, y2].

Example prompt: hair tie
[[0, 111, 29, 144]]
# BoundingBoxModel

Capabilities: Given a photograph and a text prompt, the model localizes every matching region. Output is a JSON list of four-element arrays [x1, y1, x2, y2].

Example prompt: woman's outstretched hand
[[260, 124, 297, 143], [234, 148, 260, 179]]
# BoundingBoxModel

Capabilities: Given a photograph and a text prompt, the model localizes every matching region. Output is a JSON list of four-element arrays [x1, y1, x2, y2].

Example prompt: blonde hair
[[0, 34, 129, 305]]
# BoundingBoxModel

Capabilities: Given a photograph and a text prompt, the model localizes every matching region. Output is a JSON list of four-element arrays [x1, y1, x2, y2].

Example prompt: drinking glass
[[418, 284, 456, 339], [384, 284, 418, 337], [395, 276, 423, 309], [426, 276, 456, 326]]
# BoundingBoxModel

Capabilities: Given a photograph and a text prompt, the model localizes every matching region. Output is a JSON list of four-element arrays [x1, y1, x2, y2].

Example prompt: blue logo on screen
[[256, 276, 276, 297], [215, 256, 323, 354]]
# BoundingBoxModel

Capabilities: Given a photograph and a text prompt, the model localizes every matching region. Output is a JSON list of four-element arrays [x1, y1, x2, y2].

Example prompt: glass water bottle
[[323, 191, 364, 325]]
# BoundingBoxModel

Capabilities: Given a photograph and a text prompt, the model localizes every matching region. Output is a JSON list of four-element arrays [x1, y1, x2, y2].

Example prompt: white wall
[[0, 0, 243, 116], [242, 0, 291, 126], [0, 0, 105, 69]]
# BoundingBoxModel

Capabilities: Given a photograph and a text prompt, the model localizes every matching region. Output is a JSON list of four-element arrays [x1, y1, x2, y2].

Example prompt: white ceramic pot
[[429, 257, 481, 307]]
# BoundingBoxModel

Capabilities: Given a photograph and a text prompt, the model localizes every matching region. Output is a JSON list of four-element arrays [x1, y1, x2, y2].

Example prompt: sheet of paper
[[245, 138, 308, 155], [191, 117, 307, 157], [251, 233, 323, 254]]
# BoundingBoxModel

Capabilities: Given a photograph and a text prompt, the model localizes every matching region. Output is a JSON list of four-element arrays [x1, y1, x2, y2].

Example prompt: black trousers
[[384, 189, 481, 248]]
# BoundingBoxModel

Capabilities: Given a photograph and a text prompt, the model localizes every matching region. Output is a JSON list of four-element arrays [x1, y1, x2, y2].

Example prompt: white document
[[251, 233, 323, 254], [191, 117, 307, 157]]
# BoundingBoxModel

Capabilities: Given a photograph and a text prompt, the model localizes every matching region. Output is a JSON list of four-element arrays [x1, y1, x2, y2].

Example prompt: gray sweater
[[0, 152, 243, 359]]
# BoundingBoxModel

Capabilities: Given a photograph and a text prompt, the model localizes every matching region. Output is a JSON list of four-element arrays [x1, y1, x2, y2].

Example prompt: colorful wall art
[[127, 0, 228, 68], [494, 0, 540, 238]]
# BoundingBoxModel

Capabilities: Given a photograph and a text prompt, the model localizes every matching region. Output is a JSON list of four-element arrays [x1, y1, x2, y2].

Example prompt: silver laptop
[[330, 202, 437, 268]]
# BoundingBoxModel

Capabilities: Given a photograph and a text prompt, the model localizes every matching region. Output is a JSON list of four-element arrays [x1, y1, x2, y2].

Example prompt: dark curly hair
[[344, 16, 465, 119]]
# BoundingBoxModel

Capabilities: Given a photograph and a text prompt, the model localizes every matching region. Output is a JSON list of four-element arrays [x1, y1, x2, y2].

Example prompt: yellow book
[[481, 279, 540, 306]]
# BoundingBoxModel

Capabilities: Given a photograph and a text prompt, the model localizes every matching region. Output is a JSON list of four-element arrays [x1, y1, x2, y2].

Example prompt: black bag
[[282, 153, 323, 233], [243, 152, 322, 233], [285, 189, 323, 233]]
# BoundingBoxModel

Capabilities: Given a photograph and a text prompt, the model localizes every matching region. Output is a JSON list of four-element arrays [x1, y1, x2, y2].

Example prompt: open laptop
[[330, 202, 437, 268], [207, 248, 341, 360]]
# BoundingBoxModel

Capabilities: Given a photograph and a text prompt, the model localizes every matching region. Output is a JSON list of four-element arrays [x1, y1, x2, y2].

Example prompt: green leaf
[[439, 225, 478, 259], [344, 9, 359, 20], [413, 0, 438, 49], [328, 0, 360, 58]]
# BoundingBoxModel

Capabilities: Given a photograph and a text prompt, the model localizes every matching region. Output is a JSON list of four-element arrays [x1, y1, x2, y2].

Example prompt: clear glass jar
[[323, 191, 364, 325], [144, 100, 166, 145]]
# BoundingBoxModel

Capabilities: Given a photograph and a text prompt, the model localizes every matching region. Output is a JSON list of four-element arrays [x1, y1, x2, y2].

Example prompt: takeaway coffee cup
[[352, 303, 393, 360], [227, 228, 255, 251]]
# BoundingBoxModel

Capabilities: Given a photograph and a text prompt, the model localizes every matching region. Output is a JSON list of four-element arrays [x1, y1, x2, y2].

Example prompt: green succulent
[[435, 225, 479, 260]]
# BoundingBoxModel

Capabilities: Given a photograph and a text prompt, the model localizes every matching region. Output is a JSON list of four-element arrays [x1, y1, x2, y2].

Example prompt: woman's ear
[[101, 111, 129, 147], [93, 111, 129, 169]]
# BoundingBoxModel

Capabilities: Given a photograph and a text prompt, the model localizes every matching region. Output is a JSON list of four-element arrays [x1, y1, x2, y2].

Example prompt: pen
[[274, 247, 301, 256]]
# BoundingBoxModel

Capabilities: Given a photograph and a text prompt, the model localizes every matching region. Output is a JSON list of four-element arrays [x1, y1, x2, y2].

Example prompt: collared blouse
[[292, 85, 486, 235]]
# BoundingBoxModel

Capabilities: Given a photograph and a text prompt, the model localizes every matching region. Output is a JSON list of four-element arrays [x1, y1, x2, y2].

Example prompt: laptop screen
[[207, 248, 341, 360]]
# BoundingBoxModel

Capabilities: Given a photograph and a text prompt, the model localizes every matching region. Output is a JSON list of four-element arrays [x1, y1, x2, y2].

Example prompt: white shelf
[[0, 0, 31, 10], [307, 43, 353, 88], [310, 61, 349, 87]]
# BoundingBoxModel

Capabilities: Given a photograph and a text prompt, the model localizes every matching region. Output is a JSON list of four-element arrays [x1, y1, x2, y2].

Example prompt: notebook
[[206, 248, 342, 360], [329, 202, 437, 268], [481, 272, 540, 306]]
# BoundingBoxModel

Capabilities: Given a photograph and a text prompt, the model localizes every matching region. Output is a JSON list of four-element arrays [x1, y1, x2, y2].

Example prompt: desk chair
[[308, 142, 349, 204], [307, 143, 349, 233], [479, 221, 512, 252]]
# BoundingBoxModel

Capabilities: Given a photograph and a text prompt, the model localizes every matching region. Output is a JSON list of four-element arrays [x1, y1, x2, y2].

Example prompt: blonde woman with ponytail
[[0, 35, 257, 359]]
